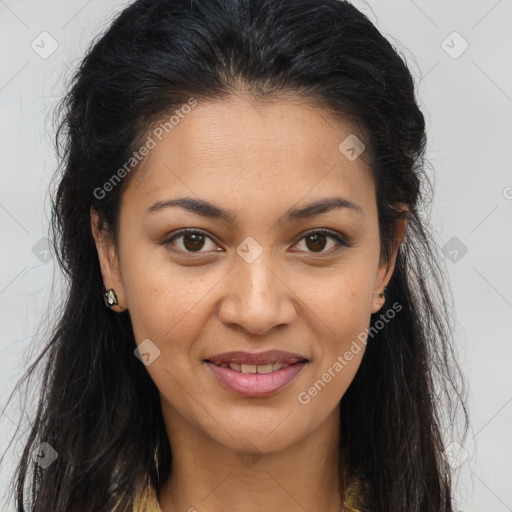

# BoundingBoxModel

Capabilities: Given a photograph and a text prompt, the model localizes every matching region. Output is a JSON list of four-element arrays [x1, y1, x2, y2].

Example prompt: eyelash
[[162, 228, 353, 256]]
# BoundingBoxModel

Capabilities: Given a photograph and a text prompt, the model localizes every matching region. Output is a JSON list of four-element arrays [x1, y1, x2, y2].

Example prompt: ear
[[371, 205, 408, 314], [90, 206, 127, 312]]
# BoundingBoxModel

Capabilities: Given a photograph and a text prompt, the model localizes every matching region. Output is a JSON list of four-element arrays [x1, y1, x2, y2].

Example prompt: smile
[[214, 361, 294, 373], [205, 359, 307, 398]]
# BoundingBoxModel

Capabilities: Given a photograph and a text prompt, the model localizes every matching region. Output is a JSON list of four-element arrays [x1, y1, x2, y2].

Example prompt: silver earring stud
[[102, 285, 119, 308]]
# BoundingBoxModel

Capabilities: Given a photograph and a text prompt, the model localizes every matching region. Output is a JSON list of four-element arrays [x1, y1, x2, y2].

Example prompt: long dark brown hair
[[3, 0, 468, 510]]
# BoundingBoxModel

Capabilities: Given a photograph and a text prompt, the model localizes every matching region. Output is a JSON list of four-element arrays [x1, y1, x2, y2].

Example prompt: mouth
[[208, 360, 305, 374], [204, 350, 308, 397], [206, 349, 308, 367]]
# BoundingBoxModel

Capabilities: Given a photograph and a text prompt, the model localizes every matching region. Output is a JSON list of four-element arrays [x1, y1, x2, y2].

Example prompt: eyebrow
[[145, 196, 364, 222]]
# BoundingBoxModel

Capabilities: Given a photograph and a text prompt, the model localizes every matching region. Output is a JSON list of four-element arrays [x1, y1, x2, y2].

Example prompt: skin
[[91, 94, 406, 512]]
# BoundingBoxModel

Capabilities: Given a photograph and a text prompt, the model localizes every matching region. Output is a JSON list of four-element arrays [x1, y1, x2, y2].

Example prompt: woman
[[7, 0, 467, 510]]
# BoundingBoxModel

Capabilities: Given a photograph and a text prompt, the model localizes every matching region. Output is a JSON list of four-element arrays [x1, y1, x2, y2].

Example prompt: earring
[[102, 285, 119, 308], [379, 287, 387, 300]]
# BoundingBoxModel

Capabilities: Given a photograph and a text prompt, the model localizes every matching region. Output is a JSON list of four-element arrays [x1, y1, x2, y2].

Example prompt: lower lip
[[205, 361, 307, 398]]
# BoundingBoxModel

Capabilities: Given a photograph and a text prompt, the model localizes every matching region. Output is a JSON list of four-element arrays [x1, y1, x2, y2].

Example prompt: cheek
[[296, 262, 375, 335], [295, 342, 366, 430], [120, 243, 216, 343], [295, 266, 373, 396], [123, 261, 212, 406]]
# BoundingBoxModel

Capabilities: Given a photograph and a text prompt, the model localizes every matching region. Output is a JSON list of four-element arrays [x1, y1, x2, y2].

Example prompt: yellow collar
[[132, 475, 368, 512]]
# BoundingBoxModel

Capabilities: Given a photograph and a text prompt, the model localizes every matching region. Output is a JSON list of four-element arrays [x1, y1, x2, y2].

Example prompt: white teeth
[[256, 363, 274, 374], [220, 362, 294, 373]]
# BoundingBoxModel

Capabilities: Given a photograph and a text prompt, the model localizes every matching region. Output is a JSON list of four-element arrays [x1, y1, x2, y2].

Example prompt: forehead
[[122, 94, 376, 221]]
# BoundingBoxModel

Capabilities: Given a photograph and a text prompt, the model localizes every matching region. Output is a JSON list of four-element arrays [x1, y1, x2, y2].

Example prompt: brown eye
[[164, 229, 220, 254], [305, 233, 328, 252], [182, 233, 206, 252], [292, 229, 350, 255]]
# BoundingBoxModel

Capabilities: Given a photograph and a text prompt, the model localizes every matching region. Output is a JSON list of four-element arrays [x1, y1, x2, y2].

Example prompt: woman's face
[[92, 94, 402, 454]]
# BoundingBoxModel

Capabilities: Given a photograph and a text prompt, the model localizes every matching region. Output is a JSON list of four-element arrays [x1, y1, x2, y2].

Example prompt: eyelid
[[162, 227, 354, 255], [163, 228, 221, 255], [291, 228, 355, 253]]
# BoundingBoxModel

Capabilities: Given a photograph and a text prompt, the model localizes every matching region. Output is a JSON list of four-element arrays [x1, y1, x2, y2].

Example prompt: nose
[[218, 255, 297, 336]]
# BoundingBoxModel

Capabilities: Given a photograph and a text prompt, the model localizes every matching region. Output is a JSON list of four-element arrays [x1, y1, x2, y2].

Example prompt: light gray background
[[1, 1, 511, 511]]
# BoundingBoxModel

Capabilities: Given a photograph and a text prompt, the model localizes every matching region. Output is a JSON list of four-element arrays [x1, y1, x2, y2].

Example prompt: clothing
[[133, 482, 162, 512], [132, 473, 369, 512]]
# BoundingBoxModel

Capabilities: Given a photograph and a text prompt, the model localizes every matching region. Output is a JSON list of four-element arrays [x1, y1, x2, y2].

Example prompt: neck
[[157, 406, 343, 512]]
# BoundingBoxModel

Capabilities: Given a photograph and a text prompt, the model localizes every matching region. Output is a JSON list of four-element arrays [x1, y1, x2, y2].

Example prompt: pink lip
[[205, 361, 307, 398]]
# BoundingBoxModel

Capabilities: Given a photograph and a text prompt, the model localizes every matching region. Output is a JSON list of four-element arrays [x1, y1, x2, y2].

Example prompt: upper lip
[[206, 350, 308, 366]]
